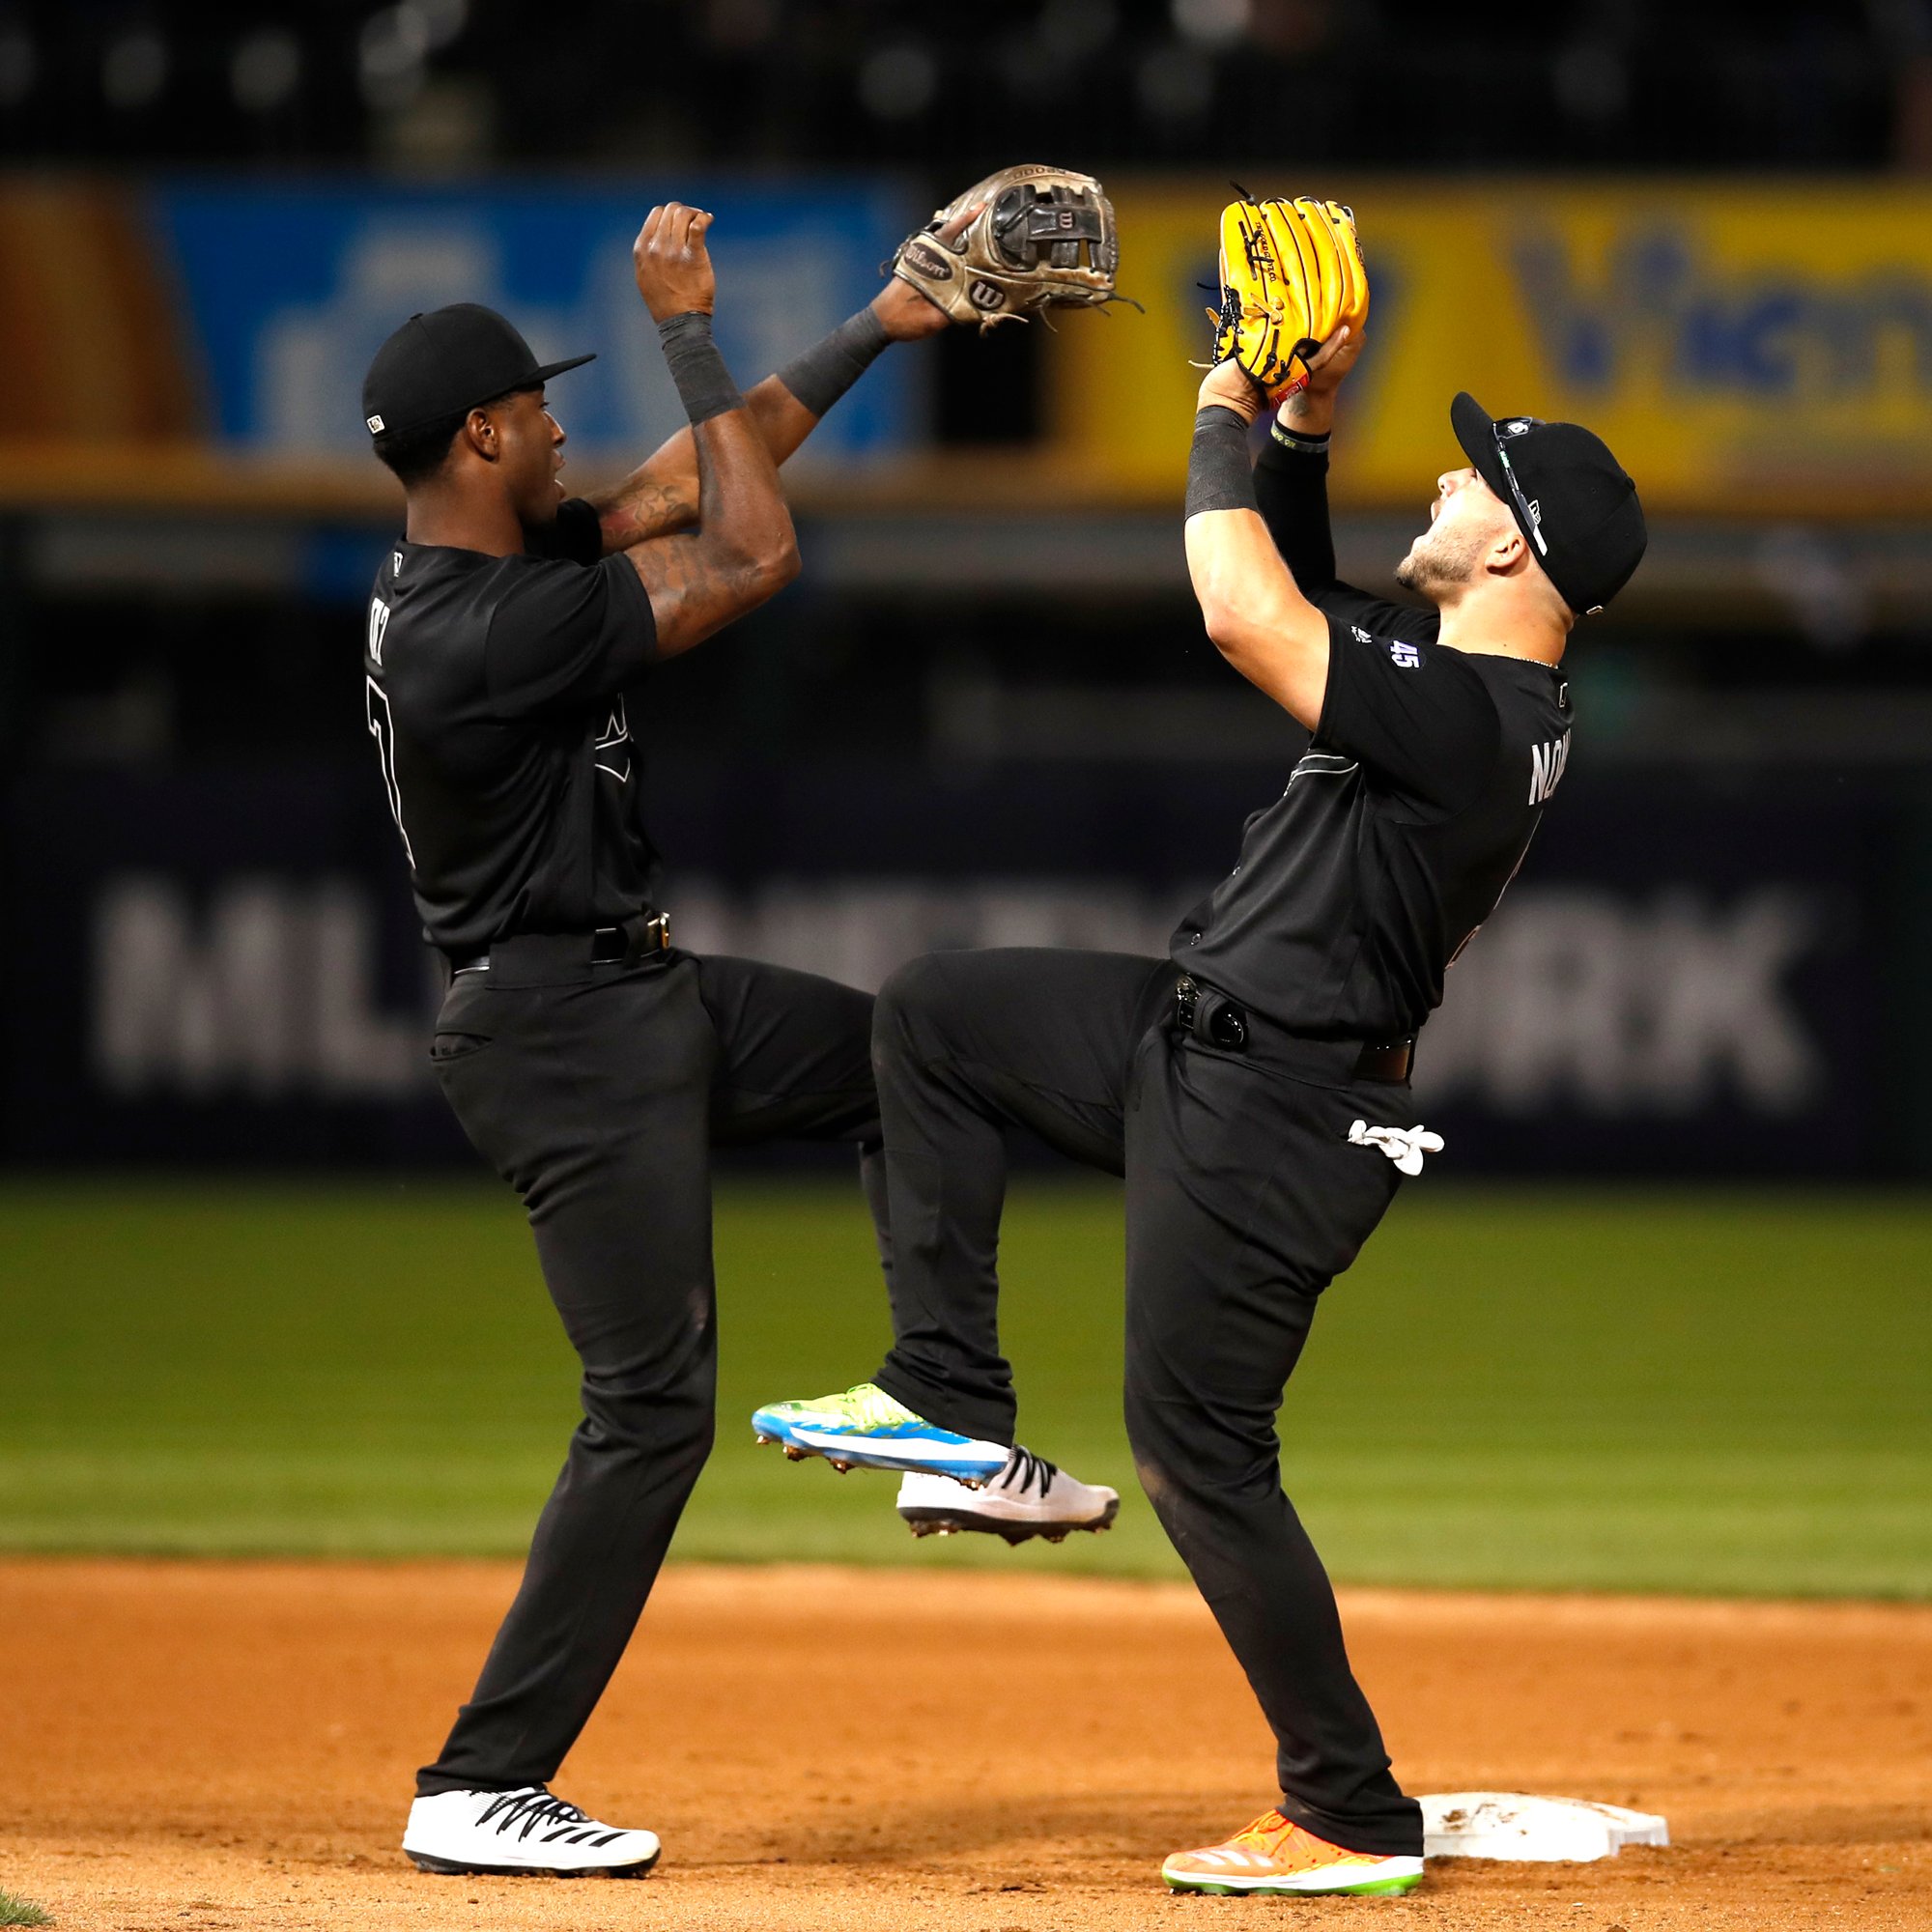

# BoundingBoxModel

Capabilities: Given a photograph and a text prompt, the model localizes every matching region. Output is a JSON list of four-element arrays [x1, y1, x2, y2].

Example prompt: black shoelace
[[477, 1788, 594, 1841], [995, 1446, 1058, 1497]]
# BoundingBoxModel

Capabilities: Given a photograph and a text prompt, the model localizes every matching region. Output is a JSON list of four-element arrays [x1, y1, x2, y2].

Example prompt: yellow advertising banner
[[1050, 178, 1932, 517]]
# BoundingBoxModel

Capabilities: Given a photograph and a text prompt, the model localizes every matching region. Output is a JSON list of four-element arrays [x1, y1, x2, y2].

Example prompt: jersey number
[[365, 676, 415, 868]]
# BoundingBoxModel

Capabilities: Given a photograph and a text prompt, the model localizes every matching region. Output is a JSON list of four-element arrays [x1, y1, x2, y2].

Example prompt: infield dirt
[[2, 1561, 1926, 1931]]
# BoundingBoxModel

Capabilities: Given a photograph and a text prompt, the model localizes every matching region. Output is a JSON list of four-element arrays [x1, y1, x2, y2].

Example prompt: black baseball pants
[[417, 938, 886, 1797], [867, 947, 1422, 1858]]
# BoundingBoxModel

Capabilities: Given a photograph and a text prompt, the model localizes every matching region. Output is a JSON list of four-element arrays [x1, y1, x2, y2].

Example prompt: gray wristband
[[657, 311, 744, 426], [1184, 406, 1258, 518], [777, 305, 891, 420]]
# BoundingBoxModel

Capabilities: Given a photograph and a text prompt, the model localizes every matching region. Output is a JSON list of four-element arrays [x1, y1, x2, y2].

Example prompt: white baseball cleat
[[404, 1786, 661, 1878], [896, 1446, 1120, 1544]]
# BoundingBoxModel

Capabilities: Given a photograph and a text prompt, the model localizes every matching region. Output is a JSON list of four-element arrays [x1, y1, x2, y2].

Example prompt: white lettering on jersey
[[1388, 639, 1422, 669], [1528, 730, 1570, 805], [595, 696, 633, 784], [364, 676, 414, 867], [367, 596, 392, 668]]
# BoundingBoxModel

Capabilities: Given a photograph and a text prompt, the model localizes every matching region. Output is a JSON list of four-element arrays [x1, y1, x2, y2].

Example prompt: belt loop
[[1351, 1037, 1417, 1084]]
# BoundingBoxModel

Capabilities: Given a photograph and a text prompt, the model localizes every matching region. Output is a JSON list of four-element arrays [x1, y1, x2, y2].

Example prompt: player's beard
[[1395, 523, 1484, 599]]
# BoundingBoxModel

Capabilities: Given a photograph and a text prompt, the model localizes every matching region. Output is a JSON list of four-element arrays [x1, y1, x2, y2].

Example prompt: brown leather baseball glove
[[892, 163, 1125, 330]]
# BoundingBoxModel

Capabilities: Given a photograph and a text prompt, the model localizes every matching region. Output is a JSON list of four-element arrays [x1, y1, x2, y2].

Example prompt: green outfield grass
[[1, 1179, 1927, 1596]]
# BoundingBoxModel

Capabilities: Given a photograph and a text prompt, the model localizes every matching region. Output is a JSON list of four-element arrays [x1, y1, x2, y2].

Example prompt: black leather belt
[[1351, 1037, 1415, 1083], [1172, 974, 1413, 1083], [450, 910, 670, 976]]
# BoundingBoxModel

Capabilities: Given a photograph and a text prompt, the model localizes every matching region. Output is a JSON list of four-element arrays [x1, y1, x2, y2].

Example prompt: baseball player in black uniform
[[361, 201, 1110, 1882], [755, 321, 1646, 1895]]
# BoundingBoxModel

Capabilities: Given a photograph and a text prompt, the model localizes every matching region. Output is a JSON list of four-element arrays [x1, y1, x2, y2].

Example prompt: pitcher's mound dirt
[[1, 1561, 1927, 1930]]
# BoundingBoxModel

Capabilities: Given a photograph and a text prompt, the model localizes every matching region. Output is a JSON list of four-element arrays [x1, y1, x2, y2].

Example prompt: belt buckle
[[619, 910, 671, 965], [1173, 974, 1199, 1032]]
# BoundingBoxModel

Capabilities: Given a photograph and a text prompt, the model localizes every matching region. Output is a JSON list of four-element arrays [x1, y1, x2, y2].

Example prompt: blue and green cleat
[[751, 1382, 1009, 1484]]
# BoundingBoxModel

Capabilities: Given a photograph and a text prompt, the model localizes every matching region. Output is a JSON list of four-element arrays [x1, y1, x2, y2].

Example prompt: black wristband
[[776, 305, 891, 420], [1184, 406, 1258, 519], [657, 311, 744, 426], [1268, 419, 1331, 455]]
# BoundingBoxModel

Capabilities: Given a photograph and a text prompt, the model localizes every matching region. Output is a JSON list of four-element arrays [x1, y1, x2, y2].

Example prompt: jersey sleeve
[[1315, 615, 1501, 814], [1254, 430, 1436, 644], [483, 554, 658, 719], [524, 496, 605, 566]]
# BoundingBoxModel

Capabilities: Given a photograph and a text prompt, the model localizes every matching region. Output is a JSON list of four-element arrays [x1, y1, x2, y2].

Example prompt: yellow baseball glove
[[1208, 194, 1368, 401]]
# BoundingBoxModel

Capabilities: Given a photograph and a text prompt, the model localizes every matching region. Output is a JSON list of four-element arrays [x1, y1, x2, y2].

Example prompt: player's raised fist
[[633, 203, 717, 322], [1299, 324, 1363, 400], [1197, 356, 1264, 426]]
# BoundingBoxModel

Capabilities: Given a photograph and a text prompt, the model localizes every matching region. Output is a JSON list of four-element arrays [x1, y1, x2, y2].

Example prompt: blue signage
[[149, 177, 922, 461]]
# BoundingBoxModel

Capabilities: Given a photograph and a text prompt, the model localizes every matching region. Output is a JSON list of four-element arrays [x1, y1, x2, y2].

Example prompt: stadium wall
[[3, 760, 1919, 1178]]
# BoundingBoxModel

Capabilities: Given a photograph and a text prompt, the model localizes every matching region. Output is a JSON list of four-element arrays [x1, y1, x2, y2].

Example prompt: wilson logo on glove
[[900, 241, 953, 282], [891, 162, 1137, 332]]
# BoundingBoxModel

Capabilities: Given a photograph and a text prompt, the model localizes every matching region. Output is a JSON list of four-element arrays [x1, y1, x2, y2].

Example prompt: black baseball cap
[[1451, 392, 1646, 615], [361, 302, 594, 440]]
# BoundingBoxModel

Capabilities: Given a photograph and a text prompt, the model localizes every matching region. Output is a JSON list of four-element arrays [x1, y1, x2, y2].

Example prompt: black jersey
[[361, 497, 661, 956], [1171, 431, 1574, 1042]]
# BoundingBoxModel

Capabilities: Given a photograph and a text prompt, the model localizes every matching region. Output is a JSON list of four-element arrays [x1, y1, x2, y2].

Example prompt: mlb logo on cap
[[362, 303, 596, 440]]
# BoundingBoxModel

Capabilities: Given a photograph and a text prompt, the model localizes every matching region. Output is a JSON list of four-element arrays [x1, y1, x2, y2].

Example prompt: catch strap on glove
[[1208, 193, 1368, 401], [892, 163, 1127, 330]]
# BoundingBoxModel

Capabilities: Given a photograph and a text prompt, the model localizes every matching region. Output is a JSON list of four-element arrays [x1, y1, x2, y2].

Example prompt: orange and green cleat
[[1161, 1809, 1423, 1897]]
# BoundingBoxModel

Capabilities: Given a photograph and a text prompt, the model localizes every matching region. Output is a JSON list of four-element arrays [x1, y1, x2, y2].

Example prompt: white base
[[1419, 1793, 1669, 1862]]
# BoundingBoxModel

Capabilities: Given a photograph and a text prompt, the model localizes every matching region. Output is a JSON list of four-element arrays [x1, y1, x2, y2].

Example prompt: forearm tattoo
[[598, 476, 694, 551]]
